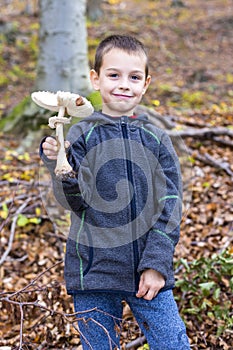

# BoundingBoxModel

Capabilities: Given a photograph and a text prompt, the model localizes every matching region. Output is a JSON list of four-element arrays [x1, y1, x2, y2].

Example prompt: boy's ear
[[142, 75, 151, 95], [90, 69, 100, 90]]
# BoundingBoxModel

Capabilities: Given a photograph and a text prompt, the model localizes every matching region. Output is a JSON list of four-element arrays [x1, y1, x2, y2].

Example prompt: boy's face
[[90, 48, 151, 117]]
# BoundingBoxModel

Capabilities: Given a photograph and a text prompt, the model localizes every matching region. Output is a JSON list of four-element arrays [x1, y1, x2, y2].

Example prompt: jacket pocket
[[83, 245, 93, 276], [80, 223, 94, 276]]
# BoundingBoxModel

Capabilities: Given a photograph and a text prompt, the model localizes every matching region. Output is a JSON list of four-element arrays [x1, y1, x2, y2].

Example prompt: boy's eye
[[109, 73, 118, 78], [131, 75, 141, 81]]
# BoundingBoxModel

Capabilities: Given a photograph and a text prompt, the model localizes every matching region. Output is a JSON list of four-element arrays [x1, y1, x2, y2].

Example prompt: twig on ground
[[0, 197, 31, 266], [1, 260, 126, 350], [213, 136, 233, 148], [194, 151, 233, 177], [125, 335, 146, 349]]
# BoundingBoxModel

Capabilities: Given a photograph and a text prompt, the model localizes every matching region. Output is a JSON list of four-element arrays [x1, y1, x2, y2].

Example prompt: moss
[[0, 97, 29, 131], [0, 96, 50, 135], [87, 90, 102, 111]]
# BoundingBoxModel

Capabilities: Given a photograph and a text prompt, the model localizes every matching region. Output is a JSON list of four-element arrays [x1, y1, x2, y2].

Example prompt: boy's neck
[[101, 111, 137, 119]]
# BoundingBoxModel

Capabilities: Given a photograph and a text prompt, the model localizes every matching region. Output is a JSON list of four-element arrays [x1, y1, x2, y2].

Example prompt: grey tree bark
[[36, 0, 92, 95]]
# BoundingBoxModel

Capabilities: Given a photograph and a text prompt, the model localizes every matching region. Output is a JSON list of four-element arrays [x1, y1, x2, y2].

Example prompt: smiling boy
[[90, 42, 150, 117], [41, 34, 190, 349]]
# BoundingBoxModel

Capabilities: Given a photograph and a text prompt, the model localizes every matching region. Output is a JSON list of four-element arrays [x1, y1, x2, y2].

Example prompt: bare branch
[[125, 335, 146, 349], [167, 126, 233, 139], [4, 260, 63, 298], [0, 259, 129, 350], [135, 105, 175, 129], [213, 136, 233, 148], [195, 151, 233, 177], [0, 197, 31, 266]]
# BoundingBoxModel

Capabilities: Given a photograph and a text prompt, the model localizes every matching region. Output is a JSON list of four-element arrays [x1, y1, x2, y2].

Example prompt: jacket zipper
[[121, 116, 140, 289]]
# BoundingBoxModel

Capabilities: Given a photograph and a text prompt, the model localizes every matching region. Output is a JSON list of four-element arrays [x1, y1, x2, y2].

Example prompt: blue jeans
[[72, 290, 190, 350]]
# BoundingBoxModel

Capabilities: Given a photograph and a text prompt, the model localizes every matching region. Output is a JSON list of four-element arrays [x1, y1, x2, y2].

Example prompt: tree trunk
[[36, 0, 92, 95], [87, 0, 103, 21]]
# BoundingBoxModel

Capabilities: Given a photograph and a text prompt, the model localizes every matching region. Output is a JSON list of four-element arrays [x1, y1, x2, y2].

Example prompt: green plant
[[87, 91, 102, 111], [181, 90, 205, 107], [175, 250, 233, 337], [157, 83, 178, 97], [0, 74, 9, 87], [28, 33, 39, 59]]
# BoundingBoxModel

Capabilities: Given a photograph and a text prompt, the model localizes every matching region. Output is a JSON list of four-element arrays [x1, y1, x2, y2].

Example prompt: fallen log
[[135, 105, 233, 178], [167, 126, 233, 139]]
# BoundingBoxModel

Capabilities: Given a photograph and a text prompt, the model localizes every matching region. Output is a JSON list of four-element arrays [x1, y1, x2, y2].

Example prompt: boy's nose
[[118, 77, 130, 90]]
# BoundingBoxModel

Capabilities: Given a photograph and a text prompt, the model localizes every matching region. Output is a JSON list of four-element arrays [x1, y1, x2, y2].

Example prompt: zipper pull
[[121, 115, 128, 125]]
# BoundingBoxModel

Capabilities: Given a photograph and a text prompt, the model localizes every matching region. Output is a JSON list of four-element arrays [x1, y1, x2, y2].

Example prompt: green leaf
[[180, 258, 190, 272], [213, 288, 221, 300], [17, 214, 29, 227], [199, 281, 216, 291], [184, 308, 199, 315], [29, 217, 41, 225], [0, 202, 9, 219]]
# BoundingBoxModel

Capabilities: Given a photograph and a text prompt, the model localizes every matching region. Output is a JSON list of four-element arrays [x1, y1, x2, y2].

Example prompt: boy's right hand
[[42, 137, 70, 160]]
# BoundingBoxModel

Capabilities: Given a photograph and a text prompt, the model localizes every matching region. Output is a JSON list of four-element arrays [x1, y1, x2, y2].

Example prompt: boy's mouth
[[113, 93, 133, 99]]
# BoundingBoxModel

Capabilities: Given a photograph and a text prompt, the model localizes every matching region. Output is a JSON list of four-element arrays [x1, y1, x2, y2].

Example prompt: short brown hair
[[94, 34, 149, 77]]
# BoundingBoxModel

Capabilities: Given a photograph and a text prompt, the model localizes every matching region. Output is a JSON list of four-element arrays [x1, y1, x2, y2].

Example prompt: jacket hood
[[80, 111, 150, 125]]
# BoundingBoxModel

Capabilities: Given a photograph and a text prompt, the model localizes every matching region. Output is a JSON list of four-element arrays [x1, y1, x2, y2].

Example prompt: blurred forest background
[[0, 0, 232, 349]]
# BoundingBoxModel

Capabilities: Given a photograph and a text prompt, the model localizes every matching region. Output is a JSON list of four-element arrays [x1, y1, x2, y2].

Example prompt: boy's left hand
[[136, 269, 165, 300]]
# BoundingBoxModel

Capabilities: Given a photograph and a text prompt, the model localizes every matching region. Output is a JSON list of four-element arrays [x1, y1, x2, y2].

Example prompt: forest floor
[[0, 0, 233, 349]]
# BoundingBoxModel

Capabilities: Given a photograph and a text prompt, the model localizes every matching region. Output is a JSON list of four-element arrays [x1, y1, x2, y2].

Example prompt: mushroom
[[31, 91, 94, 180]]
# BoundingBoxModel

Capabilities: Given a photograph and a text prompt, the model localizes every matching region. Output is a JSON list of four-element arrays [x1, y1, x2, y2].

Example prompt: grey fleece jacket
[[40, 111, 182, 295]]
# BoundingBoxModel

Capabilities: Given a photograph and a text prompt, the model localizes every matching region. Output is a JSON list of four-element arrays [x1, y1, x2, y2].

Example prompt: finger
[[46, 155, 57, 160], [136, 285, 148, 298], [43, 149, 57, 159], [143, 289, 158, 301], [65, 140, 70, 148], [45, 136, 57, 146], [42, 141, 58, 152]]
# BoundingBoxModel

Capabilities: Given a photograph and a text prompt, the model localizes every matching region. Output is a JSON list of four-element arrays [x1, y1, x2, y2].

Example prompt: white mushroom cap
[[57, 91, 94, 118], [31, 90, 94, 118], [31, 91, 60, 112]]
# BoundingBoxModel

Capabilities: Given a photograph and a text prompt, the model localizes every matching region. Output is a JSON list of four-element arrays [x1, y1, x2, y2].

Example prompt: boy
[[41, 34, 190, 349]]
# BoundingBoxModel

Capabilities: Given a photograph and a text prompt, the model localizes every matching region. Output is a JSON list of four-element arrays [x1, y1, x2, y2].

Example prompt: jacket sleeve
[[39, 135, 89, 212], [137, 132, 183, 281]]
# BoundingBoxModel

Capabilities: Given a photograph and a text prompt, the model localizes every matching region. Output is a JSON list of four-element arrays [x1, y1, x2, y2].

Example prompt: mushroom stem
[[54, 106, 75, 180], [31, 90, 94, 180]]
